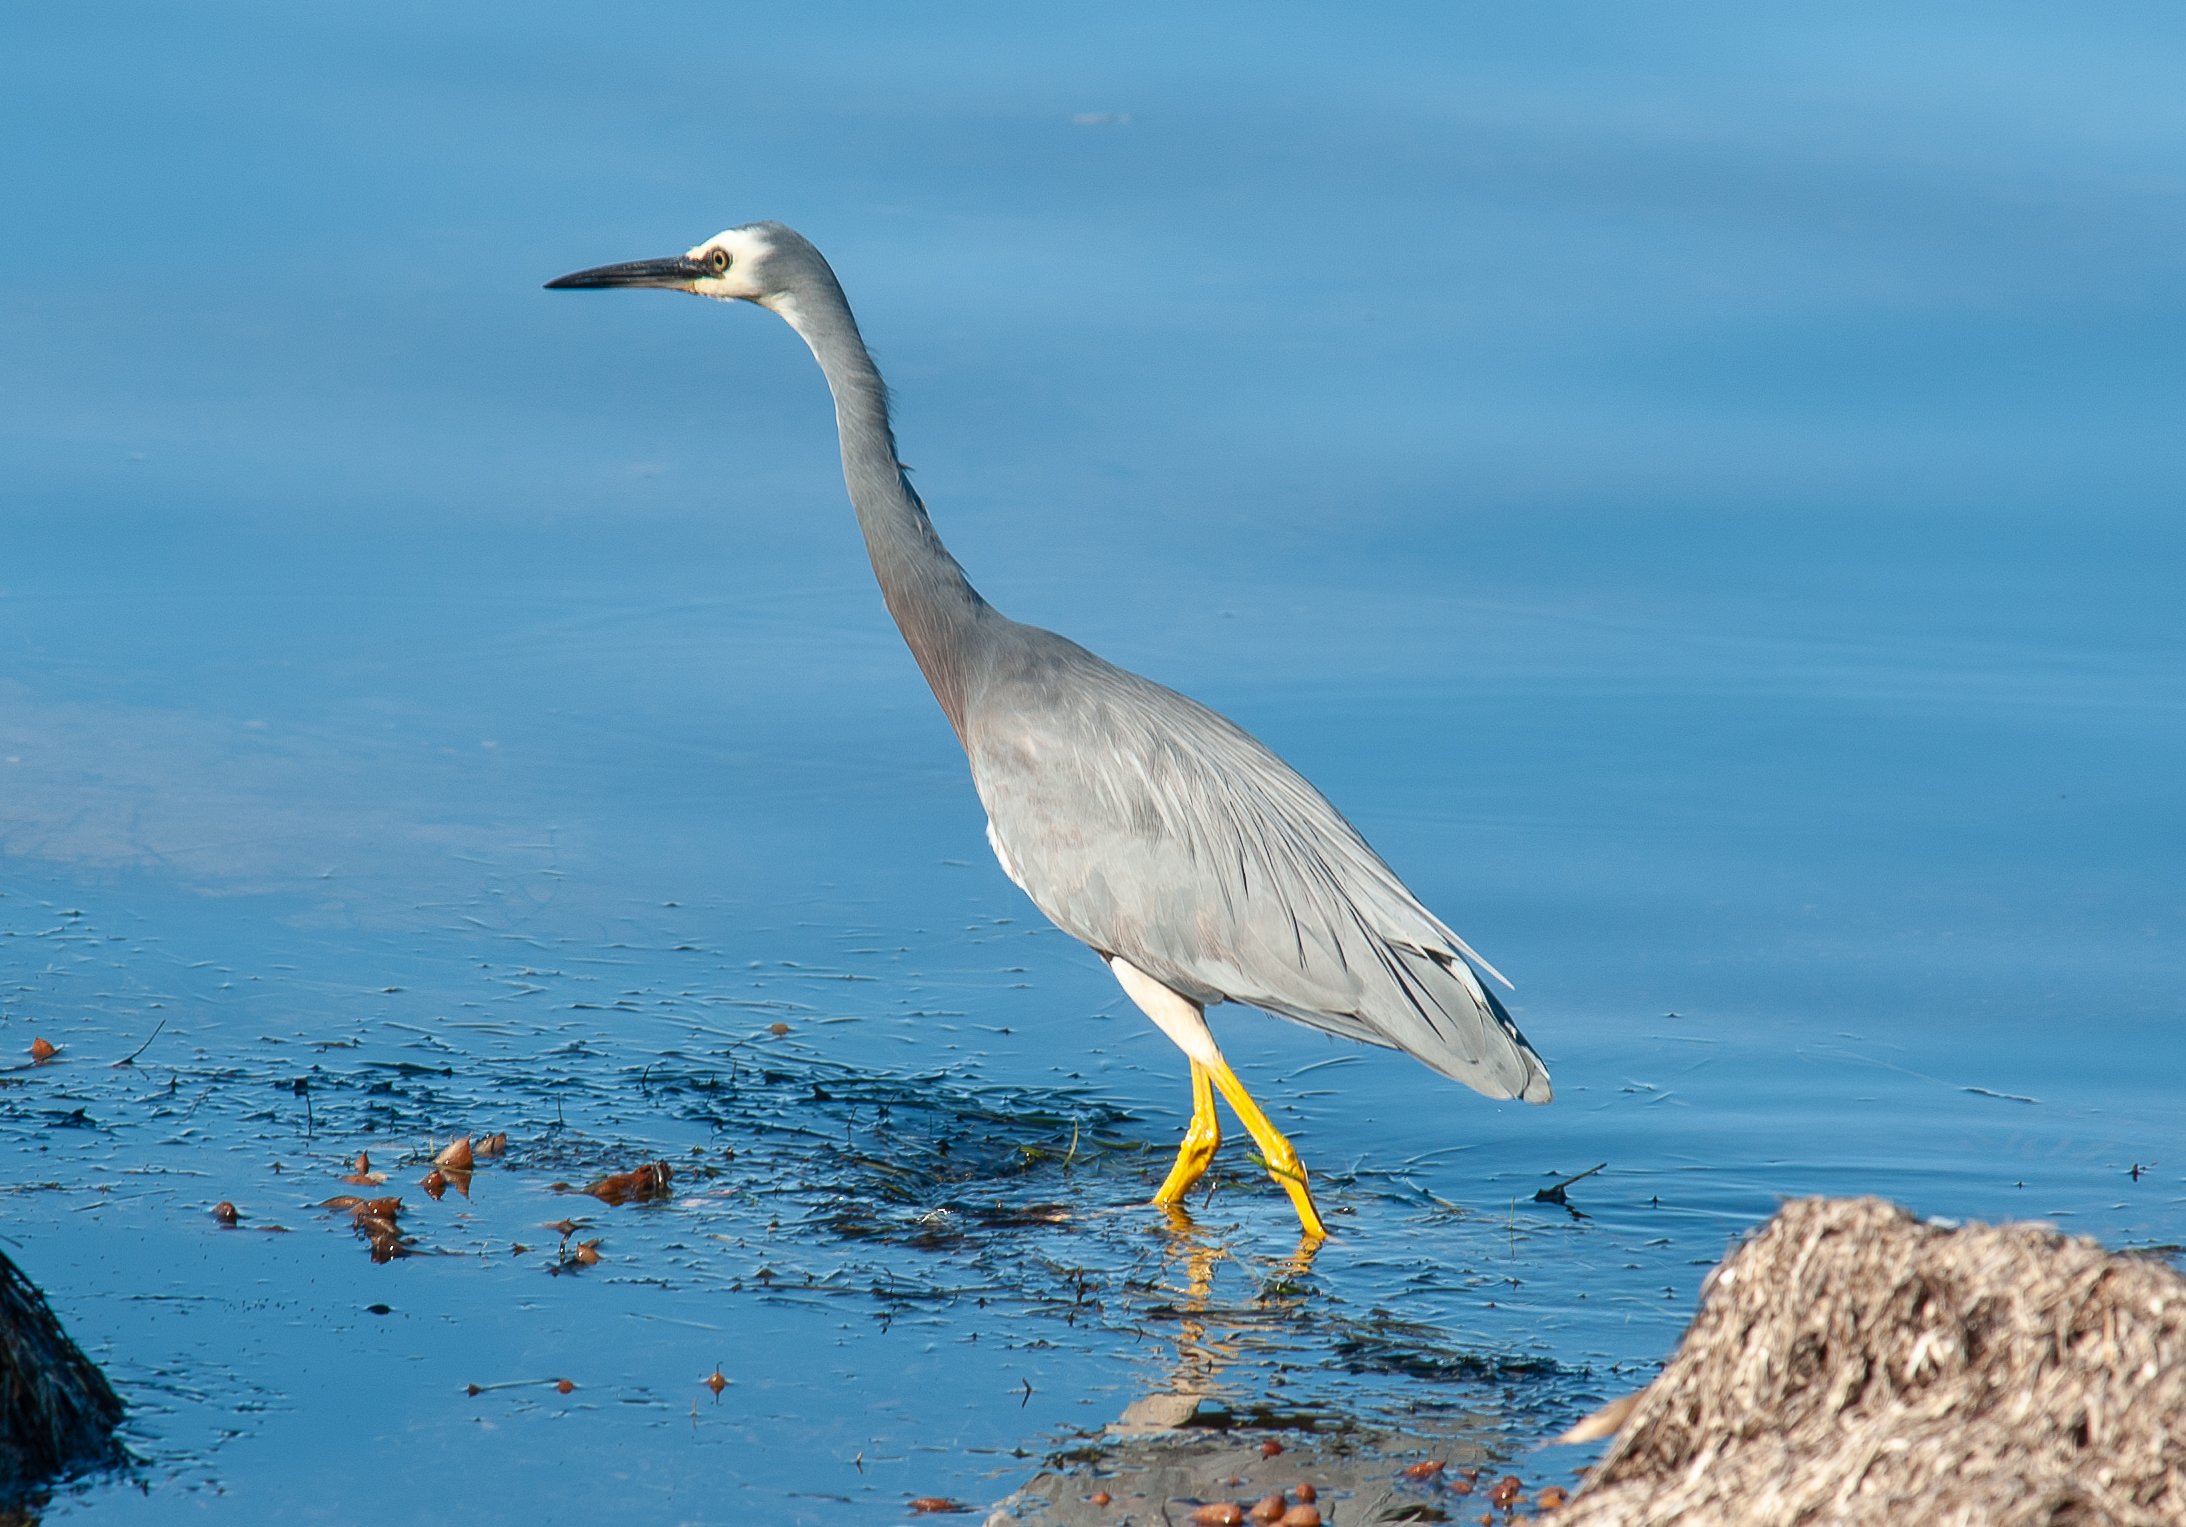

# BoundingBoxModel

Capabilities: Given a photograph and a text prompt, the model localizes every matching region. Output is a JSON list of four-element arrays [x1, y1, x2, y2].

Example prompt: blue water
[[4, 4, 2182, 1522]]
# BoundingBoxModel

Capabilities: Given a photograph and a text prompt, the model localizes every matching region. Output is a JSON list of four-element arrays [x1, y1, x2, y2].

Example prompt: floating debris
[[1532, 1162, 1606, 1207], [577, 1161, 672, 1206], [322, 1196, 409, 1262]]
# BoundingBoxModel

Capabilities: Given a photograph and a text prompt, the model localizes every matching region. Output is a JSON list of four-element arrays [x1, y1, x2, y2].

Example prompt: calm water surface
[[4, 5, 2183, 1522]]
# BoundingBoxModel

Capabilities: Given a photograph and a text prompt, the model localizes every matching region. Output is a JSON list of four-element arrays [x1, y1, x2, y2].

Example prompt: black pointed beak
[[544, 255, 708, 291]]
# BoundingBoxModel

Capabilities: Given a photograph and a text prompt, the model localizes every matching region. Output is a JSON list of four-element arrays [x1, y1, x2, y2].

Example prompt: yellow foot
[[1205, 1059, 1327, 1241], [1153, 1061, 1220, 1206]]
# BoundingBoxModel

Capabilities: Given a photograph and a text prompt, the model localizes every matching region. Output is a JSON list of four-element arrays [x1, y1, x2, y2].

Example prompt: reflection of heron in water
[[1114, 1211, 1322, 1430], [548, 223, 1552, 1241]]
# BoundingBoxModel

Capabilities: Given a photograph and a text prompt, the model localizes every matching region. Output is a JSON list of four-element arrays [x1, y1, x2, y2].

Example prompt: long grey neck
[[771, 281, 988, 736]]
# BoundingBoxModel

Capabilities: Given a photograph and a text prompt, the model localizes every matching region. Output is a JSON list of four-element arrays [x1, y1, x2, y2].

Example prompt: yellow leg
[[1104, 954, 1327, 1241], [1153, 1062, 1221, 1206], [1204, 1058, 1327, 1241]]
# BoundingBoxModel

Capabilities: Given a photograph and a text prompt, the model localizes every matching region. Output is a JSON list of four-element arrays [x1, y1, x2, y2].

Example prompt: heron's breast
[[983, 817, 1030, 894]]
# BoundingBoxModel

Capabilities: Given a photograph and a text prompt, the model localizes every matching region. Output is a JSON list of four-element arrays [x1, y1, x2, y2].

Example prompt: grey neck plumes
[[766, 272, 988, 737]]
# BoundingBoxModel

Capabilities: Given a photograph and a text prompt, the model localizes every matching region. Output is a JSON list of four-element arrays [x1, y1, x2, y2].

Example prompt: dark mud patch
[[989, 1402, 1582, 1525]]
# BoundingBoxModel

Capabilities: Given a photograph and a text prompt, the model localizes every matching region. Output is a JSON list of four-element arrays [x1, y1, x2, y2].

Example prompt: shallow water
[[4, 4, 2184, 1522]]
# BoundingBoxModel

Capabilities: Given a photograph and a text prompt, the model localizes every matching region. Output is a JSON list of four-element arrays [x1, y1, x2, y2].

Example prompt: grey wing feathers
[[968, 630, 1551, 1105]]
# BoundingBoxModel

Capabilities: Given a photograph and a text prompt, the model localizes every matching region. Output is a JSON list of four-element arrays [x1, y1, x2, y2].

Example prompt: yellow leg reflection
[[1158, 1208, 1229, 1404], [1204, 1057, 1328, 1241], [1152, 1062, 1221, 1206], [1124, 1206, 1322, 1430]]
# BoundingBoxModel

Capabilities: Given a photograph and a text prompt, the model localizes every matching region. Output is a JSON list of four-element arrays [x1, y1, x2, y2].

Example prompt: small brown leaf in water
[[212, 1201, 239, 1226], [1260, 1440, 1284, 1458], [543, 1218, 579, 1238], [342, 1149, 387, 1185], [1250, 1493, 1286, 1523], [1189, 1505, 1244, 1527], [768, 1022, 791, 1037], [1489, 1476, 1524, 1509], [475, 1131, 508, 1157], [909, 1499, 971, 1515], [1293, 1484, 1316, 1504], [1537, 1485, 1568, 1510], [466, 1383, 483, 1396], [323, 1194, 409, 1259], [29, 1037, 57, 1062], [1403, 1460, 1445, 1481], [555, 1378, 574, 1394], [1450, 1475, 1474, 1495], [421, 1169, 448, 1200], [1279, 1507, 1320, 1527], [1089, 1491, 1112, 1508], [581, 1160, 672, 1206], [572, 1239, 602, 1266], [705, 1368, 728, 1396], [435, 1135, 474, 1170]]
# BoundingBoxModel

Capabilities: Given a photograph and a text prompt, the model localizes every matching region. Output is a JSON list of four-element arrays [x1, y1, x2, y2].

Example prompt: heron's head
[[545, 222, 810, 310]]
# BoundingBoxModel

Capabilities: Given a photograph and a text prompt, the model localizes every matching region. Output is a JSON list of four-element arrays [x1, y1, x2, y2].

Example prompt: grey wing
[[967, 636, 1551, 1104]]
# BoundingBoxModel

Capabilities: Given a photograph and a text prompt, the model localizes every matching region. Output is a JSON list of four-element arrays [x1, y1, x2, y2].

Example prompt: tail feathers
[[1384, 944, 1553, 1104], [1481, 979, 1553, 1104]]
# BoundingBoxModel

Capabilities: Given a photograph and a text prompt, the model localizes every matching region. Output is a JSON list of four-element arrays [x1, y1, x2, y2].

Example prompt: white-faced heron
[[547, 223, 1551, 1240]]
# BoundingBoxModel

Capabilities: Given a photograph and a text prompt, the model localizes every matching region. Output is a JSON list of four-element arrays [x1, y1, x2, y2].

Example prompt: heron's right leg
[[1153, 1061, 1221, 1205]]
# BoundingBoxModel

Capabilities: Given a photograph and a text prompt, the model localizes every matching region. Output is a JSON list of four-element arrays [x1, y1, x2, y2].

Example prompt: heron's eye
[[707, 248, 731, 275]]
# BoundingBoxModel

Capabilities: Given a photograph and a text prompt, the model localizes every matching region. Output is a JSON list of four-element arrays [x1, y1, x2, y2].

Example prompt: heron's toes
[[1152, 1124, 1221, 1205], [1256, 1143, 1328, 1241]]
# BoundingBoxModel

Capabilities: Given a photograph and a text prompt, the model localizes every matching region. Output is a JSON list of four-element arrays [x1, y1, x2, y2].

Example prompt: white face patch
[[681, 225, 775, 302]]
